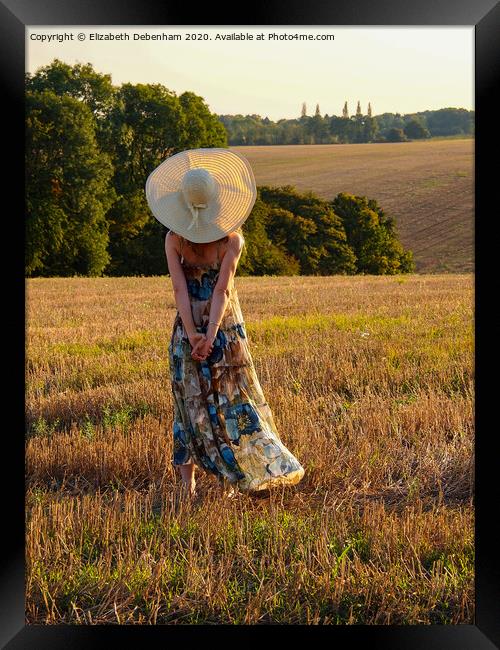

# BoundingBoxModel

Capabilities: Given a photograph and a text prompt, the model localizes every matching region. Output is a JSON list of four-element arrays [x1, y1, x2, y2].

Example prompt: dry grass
[[230, 140, 474, 274], [25, 273, 474, 624]]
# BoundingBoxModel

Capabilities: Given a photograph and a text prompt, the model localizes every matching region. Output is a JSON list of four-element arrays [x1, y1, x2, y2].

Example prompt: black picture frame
[[5, 0, 499, 646]]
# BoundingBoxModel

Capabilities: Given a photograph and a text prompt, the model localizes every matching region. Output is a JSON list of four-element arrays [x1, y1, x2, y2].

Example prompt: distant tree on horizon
[[404, 118, 430, 139], [386, 127, 408, 142]]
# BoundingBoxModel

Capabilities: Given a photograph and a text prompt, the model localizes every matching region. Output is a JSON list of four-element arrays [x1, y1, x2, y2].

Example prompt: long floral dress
[[167, 237, 305, 493]]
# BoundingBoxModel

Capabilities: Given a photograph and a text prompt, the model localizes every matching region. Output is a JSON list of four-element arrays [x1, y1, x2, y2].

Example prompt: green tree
[[422, 107, 474, 136], [385, 127, 408, 142], [26, 89, 116, 276], [404, 118, 431, 139], [351, 102, 367, 143], [179, 91, 228, 148], [310, 110, 329, 144], [258, 185, 357, 274], [237, 196, 300, 276], [25, 59, 117, 155], [362, 115, 379, 142], [105, 83, 227, 275], [357, 226, 414, 274], [330, 192, 414, 274], [330, 115, 352, 144]]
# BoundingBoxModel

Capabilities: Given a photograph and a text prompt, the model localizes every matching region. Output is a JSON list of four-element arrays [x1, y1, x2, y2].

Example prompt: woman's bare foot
[[180, 479, 197, 499], [178, 462, 197, 499]]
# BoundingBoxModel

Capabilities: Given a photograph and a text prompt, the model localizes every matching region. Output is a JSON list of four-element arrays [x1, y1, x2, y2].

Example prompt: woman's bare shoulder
[[165, 230, 181, 250], [226, 231, 244, 252]]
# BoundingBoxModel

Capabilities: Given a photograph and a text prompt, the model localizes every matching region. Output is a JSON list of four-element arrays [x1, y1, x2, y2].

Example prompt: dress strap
[[179, 236, 184, 263], [216, 239, 220, 263]]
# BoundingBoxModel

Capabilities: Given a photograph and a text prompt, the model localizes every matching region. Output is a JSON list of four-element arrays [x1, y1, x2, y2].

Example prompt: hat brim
[[145, 148, 257, 243]]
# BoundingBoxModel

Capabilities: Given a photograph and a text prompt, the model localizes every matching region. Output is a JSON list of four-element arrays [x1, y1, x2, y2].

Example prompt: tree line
[[237, 185, 414, 276], [219, 102, 474, 146], [26, 60, 414, 277]]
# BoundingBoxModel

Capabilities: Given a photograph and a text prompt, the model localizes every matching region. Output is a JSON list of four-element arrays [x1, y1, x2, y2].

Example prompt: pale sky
[[26, 26, 474, 120]]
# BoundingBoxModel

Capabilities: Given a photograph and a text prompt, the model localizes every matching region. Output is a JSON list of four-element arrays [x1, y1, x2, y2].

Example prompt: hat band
[[187, 202, 207, 230]]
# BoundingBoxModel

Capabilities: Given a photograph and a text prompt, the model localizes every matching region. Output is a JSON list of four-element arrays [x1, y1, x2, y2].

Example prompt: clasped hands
[[188, 331, 215, 361]]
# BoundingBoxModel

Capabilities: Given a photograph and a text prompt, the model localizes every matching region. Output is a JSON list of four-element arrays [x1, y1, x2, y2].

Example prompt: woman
[[145, 147, 305, 500]]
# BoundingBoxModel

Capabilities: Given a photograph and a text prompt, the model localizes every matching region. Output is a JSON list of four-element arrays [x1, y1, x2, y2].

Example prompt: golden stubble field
[[230, 139, 474, 274], [26, 273, 474, 624]]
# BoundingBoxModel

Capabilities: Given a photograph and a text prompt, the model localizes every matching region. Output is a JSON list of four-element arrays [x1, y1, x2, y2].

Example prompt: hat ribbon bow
[[187, 202, 207, 230]]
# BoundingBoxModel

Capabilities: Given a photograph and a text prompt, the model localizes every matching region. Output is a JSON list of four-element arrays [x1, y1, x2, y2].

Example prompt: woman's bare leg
[[179, 461, 196, 495]]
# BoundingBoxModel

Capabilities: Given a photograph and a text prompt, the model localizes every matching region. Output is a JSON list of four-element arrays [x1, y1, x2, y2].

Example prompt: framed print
[[3, 0, 500, 647]]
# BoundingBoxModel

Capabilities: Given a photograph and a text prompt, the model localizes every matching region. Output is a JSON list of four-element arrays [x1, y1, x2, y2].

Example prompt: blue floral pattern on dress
[[172, 341, 184, 382], [187, 269, 219, 301], [220, 443, 246, 478], [235, 323, 246, 339], [224, 401, 262, 445], [173, 420, 191, 465]]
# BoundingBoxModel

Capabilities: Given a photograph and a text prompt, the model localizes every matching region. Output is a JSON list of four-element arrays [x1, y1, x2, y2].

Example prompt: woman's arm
[[165, 232, 198, 339], [205, 233, 244, 344]]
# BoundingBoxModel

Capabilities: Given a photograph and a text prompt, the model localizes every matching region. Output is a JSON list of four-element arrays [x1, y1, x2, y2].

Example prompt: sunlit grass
[[25, 273, 474, 624]]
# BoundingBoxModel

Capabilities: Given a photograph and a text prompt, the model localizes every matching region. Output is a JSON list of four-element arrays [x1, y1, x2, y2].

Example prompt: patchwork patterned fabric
[[167, 245, 305, 493]]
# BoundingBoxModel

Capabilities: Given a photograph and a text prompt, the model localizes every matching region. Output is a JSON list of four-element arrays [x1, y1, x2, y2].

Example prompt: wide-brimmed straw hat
[[145, 147, 257, 243]]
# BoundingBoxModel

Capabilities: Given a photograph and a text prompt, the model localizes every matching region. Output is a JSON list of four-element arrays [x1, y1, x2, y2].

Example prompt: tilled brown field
[[230, 139, 474, 274]]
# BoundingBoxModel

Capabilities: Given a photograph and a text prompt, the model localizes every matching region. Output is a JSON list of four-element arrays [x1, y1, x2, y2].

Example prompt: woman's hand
[[191, 334, 215, 361], [188, 331, 205, 352]]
